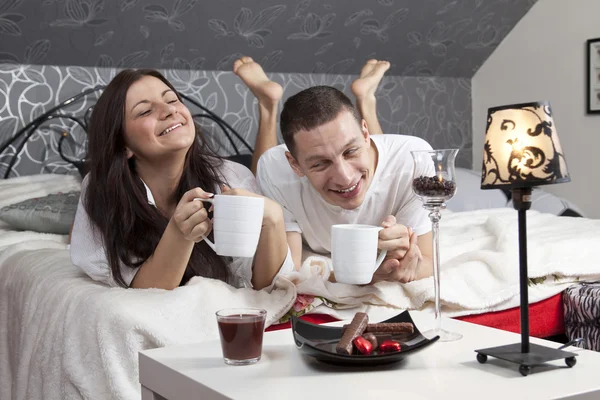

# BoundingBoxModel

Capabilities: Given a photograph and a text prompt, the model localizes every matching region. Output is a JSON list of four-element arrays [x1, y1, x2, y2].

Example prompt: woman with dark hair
[[70, 69, 293, 290]]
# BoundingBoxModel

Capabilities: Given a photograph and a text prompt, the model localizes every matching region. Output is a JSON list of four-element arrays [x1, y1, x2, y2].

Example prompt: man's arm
[[372, 216, 433, 283], [415, 231, 433, 280], [287, 231, 303, 271]]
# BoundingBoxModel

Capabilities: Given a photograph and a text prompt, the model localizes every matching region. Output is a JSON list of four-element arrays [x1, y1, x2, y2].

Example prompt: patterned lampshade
[[481, 101, 570, 189]]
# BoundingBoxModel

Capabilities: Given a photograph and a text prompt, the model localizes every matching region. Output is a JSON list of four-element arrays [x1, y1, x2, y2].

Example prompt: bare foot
[[351, 59, 391, 100], [233, 56, 283, 107]]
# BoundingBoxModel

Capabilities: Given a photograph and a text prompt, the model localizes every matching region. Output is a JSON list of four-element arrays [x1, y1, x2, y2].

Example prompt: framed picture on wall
[[587, 38, 600, 114]]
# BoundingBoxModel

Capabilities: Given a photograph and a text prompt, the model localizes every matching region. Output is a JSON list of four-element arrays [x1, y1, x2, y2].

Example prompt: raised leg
[[351, 59, 390, 135], [233, 56, 283, 175]]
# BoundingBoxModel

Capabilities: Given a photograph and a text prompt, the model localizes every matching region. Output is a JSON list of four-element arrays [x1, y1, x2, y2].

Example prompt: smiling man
[[257, 85, 435, 283]]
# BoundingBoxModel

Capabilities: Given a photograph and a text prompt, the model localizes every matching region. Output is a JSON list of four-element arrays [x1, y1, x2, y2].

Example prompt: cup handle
[[373, 249, 388, 273], [194, 197, 216, 249], [373, 226, 387, 273]]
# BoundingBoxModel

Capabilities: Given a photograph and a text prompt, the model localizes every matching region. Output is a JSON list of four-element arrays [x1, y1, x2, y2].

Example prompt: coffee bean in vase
[[412, 176, 456, 198]]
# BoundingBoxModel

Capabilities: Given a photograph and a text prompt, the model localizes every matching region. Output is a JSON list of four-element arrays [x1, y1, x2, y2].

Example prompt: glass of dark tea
[[216, 308, 267, 365]]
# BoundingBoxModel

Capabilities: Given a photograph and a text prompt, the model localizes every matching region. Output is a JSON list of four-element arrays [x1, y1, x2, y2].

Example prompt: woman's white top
[[70, 160, 294, 289]]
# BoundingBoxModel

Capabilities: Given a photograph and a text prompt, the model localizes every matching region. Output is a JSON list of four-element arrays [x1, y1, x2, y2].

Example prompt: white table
[[139, 311, 600, 400]]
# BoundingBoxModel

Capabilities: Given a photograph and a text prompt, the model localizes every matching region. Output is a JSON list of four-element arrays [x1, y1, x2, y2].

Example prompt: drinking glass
[[411, 149, 462, 342], [216, 308, 267, 365]]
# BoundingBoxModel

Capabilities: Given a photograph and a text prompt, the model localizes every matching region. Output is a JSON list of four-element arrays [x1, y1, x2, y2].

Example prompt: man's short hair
[[280, 86, 362, 156]]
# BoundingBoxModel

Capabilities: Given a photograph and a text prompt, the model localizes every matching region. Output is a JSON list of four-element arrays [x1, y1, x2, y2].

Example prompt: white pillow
[[0, 173, 81, 208], [508, 189, 586, 218], [444, 168, 585, 217], [446, 168, 508, 212]]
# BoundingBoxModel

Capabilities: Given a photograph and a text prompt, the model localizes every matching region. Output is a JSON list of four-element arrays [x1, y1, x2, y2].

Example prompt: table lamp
[[474, 101, 577, 376]]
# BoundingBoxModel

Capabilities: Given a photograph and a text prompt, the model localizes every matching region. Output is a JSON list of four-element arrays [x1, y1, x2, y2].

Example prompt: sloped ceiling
[[0, 0, 537, 77]]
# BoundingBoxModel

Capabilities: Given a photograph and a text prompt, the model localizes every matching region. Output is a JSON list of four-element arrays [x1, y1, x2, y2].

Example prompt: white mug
[[197, 195, 264, 258], [331, 224, 388, 285]]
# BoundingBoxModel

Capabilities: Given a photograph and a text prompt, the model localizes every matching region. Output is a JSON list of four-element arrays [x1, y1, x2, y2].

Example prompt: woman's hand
[[220, 185, 284, 227], [171, 188, 214, 242], [220, 184, 288, 289]]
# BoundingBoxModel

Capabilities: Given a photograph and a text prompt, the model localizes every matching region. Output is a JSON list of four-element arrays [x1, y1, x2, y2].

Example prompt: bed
[[1, 90, 599, 399], [441, 167, 585, 339]]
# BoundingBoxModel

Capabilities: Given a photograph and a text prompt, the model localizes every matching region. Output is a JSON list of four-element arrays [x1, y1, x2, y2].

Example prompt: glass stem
[[429, 208, 442, 333]]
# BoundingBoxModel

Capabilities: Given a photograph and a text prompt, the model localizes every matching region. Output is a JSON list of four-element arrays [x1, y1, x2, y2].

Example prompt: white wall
[[472, 0, 600, 218]]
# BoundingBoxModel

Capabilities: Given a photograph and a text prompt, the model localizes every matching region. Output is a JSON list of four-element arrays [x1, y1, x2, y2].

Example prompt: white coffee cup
[[198, 195, 264, 258], [331, 224, 388, 285]]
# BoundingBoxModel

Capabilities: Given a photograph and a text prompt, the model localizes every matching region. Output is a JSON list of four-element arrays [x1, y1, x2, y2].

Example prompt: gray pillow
[[506, 189, 586, 218], [446, 168, 509, 212], [0, 191, 80, 234]]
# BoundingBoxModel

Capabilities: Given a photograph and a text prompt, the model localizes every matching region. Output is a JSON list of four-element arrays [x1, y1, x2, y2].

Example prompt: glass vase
[[411, 148, 462, 342]]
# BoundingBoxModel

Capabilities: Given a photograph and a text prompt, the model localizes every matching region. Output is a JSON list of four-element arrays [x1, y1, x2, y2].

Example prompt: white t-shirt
[[70, 160, 294, 288], [257, 134, 433, 254]]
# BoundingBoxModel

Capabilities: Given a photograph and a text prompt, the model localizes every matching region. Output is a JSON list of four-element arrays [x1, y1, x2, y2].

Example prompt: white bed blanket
[[0, 238, 297, 400], [283, 208, 600, 321]]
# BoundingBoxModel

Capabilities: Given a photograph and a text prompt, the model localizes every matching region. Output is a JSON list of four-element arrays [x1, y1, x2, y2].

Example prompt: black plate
[[291, 310, 439, 366]]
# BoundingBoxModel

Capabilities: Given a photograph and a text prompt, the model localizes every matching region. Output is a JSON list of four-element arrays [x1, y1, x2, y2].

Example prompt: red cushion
[[266, 293, 565, 338], [266, 313, 338, 332], [456, 293, 564, 338]]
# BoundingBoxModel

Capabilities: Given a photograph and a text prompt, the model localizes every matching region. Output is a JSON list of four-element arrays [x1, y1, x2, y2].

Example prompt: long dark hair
[[85, 69, 229, 287]]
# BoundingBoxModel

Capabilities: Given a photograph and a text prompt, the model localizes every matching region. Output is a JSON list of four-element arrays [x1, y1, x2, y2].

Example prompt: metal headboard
[[0, 87, 253, 179]]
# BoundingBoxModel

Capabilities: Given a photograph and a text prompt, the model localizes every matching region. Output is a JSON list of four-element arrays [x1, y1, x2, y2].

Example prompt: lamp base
[[475, 343, 577, 376]]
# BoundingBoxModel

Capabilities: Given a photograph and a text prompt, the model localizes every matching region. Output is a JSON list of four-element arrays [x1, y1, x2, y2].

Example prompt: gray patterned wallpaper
[[0, 0, 536, 77], [0, 63, 471, 177]]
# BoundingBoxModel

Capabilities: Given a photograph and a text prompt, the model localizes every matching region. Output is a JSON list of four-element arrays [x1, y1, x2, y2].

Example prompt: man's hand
[[377, 215, 410, 259], [372, 215, 423, 283]]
